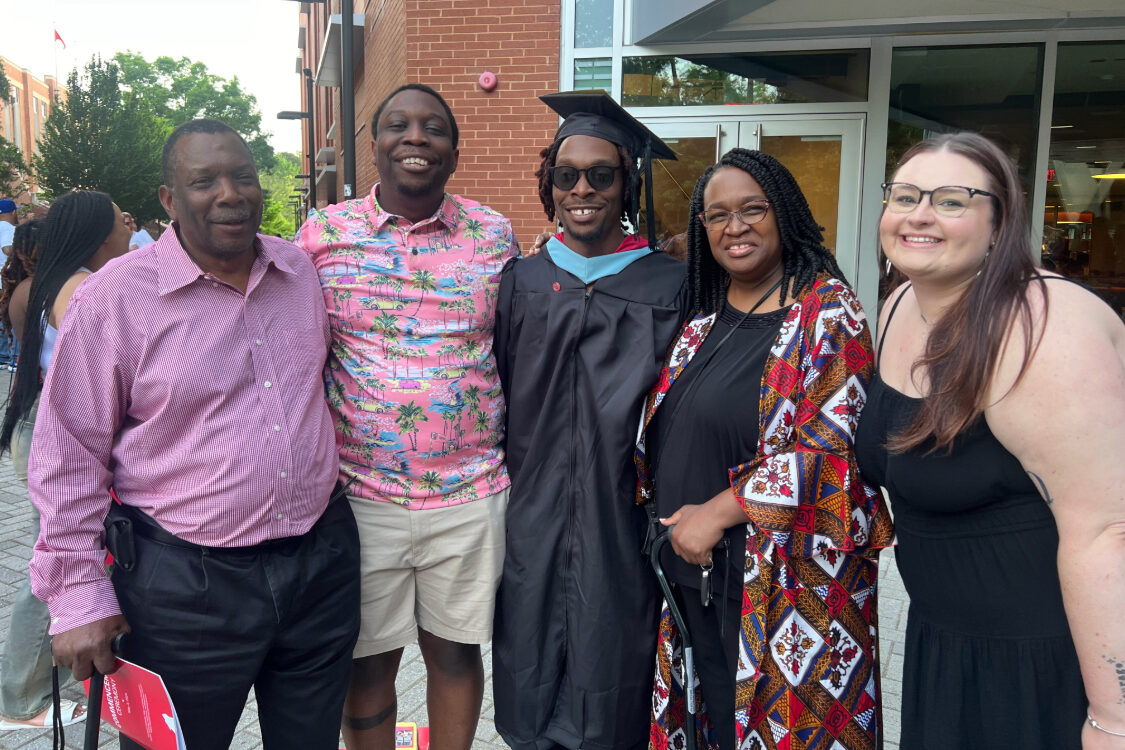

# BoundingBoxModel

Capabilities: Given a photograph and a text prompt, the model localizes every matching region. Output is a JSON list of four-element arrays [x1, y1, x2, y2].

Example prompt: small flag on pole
[[54, 30, 66, 49]]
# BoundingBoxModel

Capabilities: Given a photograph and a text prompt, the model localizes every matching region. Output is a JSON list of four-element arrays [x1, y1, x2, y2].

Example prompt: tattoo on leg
[[1027, 472, 1053, 506], [1103, 656, 1125, 705], [343, 699, 397, 731]]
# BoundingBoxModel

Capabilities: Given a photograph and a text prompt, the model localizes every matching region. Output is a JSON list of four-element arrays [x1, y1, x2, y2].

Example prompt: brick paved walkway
[[0, 367, 907, 748]]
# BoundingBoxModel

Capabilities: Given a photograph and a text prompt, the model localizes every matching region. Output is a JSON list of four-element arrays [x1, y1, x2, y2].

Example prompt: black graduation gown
[[492, 245, 687, 750]]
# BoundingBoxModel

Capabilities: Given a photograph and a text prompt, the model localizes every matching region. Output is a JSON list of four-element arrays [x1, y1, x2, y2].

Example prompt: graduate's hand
[[660, 488, 747, 566], [522, 229, 554, 257], [52, 614, 130, 681]]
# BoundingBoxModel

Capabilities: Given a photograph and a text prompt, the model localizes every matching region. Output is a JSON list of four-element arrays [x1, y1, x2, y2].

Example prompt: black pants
[[677, 583, 742, 750], [109, 497, 361, 750]]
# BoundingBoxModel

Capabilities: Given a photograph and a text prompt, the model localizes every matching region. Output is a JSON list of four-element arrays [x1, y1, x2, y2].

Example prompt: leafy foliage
[[114, 52, 275, 171], [32, 57, 166, 222], [0, 67, 10, 102], [0, 136, 29, 196], [259, 151, 302, 238]]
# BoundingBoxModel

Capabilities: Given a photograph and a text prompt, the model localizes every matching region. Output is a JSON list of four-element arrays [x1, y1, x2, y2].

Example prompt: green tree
[[33, 56, 166, 221], [0, 67, 10, 102], [259, 151, 301, 238], [0, 137, 29, 196], [114, 52, 275, 171]]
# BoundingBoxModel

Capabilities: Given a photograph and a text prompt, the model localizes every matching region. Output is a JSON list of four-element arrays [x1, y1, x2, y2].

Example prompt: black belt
[[105, 482, 347, 563]]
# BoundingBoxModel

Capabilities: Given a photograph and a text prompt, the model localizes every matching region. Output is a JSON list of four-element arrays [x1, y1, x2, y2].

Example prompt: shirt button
[[264, 381, 272, 388], [212, 282, 219, 288], [277, 513, 284, 520], [412, 248, 418, 255], [273, 424, 281, 431], [256, 339, 262, 346], [280, 471, 287, 478]]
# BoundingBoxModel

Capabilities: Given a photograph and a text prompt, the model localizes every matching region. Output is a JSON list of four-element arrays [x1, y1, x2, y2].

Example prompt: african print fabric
[[297, 185, 519, 508], [636, 277, 895, 750]]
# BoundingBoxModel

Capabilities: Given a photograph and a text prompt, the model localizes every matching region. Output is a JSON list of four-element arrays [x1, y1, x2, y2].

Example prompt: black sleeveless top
[[853, 280, 1086, 749]]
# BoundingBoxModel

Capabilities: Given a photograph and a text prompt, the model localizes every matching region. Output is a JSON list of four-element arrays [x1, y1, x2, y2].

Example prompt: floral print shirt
[[297, 185, 518, 508]]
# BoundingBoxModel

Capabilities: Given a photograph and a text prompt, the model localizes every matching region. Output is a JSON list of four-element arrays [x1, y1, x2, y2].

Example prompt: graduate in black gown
[[492, 91, 687, 750]]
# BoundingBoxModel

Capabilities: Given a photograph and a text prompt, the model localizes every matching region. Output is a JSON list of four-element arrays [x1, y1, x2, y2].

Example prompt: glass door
[[642, 117, 865, 281], [644, 122, 736, 260], [740, 117, 865, 281]]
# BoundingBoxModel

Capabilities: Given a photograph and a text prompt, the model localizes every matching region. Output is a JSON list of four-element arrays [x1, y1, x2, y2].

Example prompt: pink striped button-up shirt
[[28, 229, 339, 634]]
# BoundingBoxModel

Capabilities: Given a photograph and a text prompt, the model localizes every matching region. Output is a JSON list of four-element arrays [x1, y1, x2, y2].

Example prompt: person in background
[[296, 83, 517, 750], [491, 90, 685, 750], [0, 198, 20, 370], [638, 148, 892, 749], [0, 193, 129, 732], [855, 131, 1125, 748], [122, 211, 155, 250], [28, 120, 359, 749]]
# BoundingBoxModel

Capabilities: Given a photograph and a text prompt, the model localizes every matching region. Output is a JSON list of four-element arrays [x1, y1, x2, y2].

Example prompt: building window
[[573, 58, 612, 91], [886, 44, 1043, 198], [574, 0, 613, 49], [622, 50, 869, 107], [1044, 41, 1125, 317]]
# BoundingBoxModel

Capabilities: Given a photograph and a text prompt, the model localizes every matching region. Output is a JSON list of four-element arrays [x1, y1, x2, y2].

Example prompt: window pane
[[760, 135, 841, 255], [574, 0, 613, 48], [886, 45, 1042, 198], [1046, 41, 1125, 318], [622, 50, 869, 107], [573, 58, 612, 91]]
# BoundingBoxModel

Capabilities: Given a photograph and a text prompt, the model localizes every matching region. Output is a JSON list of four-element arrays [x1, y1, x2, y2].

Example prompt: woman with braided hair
[[636, 148, 893, 749], [0, 190, 129, 732], [0, 219, 43, 373]]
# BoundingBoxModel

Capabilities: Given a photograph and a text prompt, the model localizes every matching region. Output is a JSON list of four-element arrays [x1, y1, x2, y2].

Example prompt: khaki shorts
[[349, 487, 508, 658]]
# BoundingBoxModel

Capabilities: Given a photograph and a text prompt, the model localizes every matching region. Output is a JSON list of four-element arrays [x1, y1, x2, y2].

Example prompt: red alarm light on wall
[[478, 71, 498, 91]]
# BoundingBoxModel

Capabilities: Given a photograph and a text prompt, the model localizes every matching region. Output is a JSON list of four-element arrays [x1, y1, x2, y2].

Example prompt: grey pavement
[[0, 366, 907, 748]]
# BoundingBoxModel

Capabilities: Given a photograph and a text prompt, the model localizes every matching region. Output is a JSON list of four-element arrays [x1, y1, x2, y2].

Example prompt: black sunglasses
[[550, 165, 621, 191]]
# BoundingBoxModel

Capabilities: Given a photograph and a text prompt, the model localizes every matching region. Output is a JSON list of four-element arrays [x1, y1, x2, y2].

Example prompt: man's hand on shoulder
[[52, 614, 130, 681]]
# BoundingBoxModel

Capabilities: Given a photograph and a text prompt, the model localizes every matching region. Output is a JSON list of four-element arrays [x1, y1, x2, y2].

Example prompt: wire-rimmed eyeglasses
[[698, 201, 771, 230]]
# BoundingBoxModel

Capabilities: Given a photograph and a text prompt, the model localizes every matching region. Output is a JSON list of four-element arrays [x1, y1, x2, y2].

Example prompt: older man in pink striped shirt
[[27, 120, 360, 750]]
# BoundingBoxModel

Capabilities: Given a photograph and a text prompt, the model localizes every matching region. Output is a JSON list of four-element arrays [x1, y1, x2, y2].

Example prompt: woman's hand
[[660, 488, 747, 566], [522, 229, 554, 257]]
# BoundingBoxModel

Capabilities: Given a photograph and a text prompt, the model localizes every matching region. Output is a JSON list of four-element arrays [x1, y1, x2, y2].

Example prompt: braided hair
[[686, 148, 846, 315], [0, 219, 43, 337], [534, 140, 640, 233], [1, 191, 116, 452]]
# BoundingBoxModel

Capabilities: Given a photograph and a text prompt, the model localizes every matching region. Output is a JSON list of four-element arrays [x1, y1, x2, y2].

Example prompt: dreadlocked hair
[[686, 148, 847, 316], [1, 191, 115, 453], [0, 219, 43, 337], [534, 140, 640, 232]]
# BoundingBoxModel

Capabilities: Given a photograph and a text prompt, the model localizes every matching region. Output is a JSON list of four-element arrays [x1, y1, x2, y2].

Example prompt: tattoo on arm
[[1103, 656, 1125, 705], [342, 698, 397, 730], [1027, 471, 1054, 506]]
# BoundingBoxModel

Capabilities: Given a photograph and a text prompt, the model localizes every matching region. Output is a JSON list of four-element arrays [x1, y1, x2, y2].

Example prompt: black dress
[[854, 296, 1086, 749], [647, 303, 788, 750], [492, 245, 686, 750]]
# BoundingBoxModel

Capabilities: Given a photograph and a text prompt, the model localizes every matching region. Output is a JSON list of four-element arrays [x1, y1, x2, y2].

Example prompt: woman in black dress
[[855, 132, 1125, 748], [639, 149, 893, 749]]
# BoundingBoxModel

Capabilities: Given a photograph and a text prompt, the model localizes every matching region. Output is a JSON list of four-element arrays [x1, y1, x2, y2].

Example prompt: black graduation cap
[[540, 90, 677, 249]]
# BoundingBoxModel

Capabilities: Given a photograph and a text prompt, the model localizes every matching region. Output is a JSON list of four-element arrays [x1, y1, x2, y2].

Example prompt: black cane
[[84, 633, 127, 750], [649, 533, 697, 750]]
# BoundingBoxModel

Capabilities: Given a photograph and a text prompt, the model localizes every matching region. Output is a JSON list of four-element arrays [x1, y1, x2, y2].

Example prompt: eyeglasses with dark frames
[[550, 165, 621, 191], [698, 201, 772, 230], [881, 182, 996, 218]]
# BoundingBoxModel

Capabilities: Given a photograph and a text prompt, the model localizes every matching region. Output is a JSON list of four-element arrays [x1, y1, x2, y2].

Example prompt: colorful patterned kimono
[[636, 277, 895, 750]]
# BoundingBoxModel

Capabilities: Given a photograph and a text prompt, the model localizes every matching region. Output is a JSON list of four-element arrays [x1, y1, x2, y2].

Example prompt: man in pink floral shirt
[[295, 83, 517, 750]]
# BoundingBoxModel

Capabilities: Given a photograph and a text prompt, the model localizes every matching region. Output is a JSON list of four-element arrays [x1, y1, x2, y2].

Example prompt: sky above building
[[8, 0, 304, 154]]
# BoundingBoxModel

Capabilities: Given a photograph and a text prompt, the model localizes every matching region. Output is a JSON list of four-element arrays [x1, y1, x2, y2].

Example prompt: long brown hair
[[886, 132, 1046, 454]]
